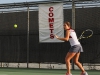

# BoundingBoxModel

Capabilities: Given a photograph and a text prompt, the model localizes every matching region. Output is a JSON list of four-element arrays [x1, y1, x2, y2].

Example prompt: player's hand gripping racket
[[78, 29, 93, 40]]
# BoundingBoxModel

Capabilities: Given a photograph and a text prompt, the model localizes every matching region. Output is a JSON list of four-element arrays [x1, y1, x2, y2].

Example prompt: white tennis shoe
[[66, 73, 72, 75], [80, 71, 88, 75]]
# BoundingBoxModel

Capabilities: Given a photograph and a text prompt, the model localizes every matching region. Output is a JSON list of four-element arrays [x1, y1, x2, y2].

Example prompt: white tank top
[[68, 29, 80, 46]]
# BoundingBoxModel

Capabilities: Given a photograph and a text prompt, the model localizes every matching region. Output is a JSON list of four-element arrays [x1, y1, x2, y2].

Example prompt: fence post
[[27, 6, 30, 68], [72, 0, 75, 70]]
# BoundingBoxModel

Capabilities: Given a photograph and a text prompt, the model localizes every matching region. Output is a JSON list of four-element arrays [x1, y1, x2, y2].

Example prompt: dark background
[[0, 7, 100, 64]]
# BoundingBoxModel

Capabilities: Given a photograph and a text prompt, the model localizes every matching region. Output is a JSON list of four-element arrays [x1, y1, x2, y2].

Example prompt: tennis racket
[[78, 29, 93, 40]]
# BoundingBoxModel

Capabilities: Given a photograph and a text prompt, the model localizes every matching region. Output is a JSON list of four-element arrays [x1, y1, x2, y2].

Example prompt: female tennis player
[[55, 21, 88, 75]]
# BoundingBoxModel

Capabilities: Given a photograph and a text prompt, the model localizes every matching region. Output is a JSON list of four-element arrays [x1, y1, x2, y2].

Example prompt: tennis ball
[[14, 24, 17, 28]]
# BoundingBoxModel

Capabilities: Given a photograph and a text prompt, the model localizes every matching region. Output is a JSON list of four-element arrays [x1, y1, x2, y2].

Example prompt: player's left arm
[[55, 30, 70, 41]]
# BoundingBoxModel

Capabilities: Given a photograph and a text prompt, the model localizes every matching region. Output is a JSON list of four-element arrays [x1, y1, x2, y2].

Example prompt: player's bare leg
[[65, 52, 76, 75], [73, 52, 88, 75], [73, 52, 85, 72]]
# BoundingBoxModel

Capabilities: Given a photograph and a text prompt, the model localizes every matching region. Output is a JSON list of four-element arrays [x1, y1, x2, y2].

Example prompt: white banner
[[39, 3, 64, 42]]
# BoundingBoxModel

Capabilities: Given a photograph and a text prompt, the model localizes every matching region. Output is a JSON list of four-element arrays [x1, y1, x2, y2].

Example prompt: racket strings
[[78, 29, 93, 40], [83, 31, 93, 37]]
